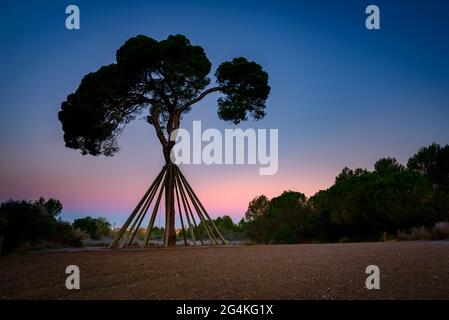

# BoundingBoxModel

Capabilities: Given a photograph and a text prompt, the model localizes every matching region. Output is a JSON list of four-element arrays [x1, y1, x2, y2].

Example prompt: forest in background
[[239, 143, 449, 243]]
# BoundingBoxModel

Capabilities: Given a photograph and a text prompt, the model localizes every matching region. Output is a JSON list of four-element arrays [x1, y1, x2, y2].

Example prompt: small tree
[[0, 198, 81, 253], [73, 217, 98, 239], [59, 34, 270, 247], [245, 195, 269, 223], [73, 216, 111, 240], [374, 157, 404, 175], [407, 143, 449, 188], [96, 217, 112, 238]]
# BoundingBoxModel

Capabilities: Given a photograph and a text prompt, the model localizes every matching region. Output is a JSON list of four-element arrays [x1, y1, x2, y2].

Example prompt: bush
[[73, 216, 111, 240], [337, 236, 352, 243], [271, 223, 296, 244], [398, 226, 430, 241], [397, 222, 449, 241], [431, 222, 449, 240], [0, 198, 82, 254]]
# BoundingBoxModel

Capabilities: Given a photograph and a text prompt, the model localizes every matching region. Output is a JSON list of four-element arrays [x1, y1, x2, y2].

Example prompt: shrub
[[272, 223, 296, 244], [397, 226, 430, 241], [338, 236, 351, 243], [430, 222, 449, 240], [0, 198, 82, 254], [73, 216, 111, 240]]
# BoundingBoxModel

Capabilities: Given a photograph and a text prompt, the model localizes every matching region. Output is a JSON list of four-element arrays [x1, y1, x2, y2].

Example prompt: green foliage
[[96, 218, 112, 238], [268, 191, 310, 242], [245, 195, 269, 222], [147, 226, 164, 241], [407, 143, 449, 189], [272, 223, 296, 244], [244, 191, 314, 243], [58, 64, 132, 156], [215, 57, 270, 124], [0, 198, 82, 254], [214, 215, 236, 231], [179, 215, 243, 242], [214, 215, 242, 240], [374, 157, 405, 175], [73, 216, 111, 240], [310, 166, 435, 241]]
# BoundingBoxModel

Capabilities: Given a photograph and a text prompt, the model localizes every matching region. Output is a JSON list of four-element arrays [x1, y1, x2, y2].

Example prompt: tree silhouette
[[58, 34, 270, 247], [374, 157, 404, 175], [245, 195, 269, 223], [408, 143, 449, 188]]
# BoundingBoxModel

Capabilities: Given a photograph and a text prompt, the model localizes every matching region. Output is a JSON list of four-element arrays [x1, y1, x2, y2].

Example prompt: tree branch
[[145, 73, 173, 108], [150, 103, 168, 147], [180, 87, 221, 112]]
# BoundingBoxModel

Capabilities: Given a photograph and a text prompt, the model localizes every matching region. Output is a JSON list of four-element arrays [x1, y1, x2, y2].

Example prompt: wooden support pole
[[164, 165, 175, 247], [175, 174, 197, 245], [142, 168, 167, 248], [174, 177, 188, 246], [120, 169, 165, 248], [176, 168, 218, 245], [127, 168, 166, 246], [109, 166, 167, 248], [178, 169, 228, 245], [176, 167, 218, 245], [125, 191, 153, 247], [109, 164, 226, 248], [175, 171, 203, 245]]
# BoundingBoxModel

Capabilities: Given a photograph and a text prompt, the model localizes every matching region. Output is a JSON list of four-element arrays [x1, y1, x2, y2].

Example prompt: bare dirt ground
[[0, 241, 448, 299]]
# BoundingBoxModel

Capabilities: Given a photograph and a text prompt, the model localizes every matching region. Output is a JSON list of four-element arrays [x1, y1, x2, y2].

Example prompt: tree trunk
[[164, 147, 177, 247]]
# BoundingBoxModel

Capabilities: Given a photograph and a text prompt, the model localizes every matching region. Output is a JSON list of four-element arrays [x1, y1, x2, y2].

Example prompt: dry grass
[[431, 222, 449, 240], [398, 221, 449, 241], [398, 226, 430, 241]]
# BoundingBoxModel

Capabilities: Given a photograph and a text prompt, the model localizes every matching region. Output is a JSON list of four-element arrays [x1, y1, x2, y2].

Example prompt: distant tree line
[[241, 143, 449, 243], [180, 215, 245, 242], [0, 199, 112, 254], [73, 216, 111, 240], [0, 198, 82, 254], [131, 216, 244, 243]]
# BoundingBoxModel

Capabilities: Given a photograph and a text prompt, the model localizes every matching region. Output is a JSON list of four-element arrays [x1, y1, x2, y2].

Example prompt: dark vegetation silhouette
[[58, 34, 270, 246], [0, 198, 82, 254], [73, 216, 111, 240], [242, 143, 449, 243], [186, 215, 244, 242]]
